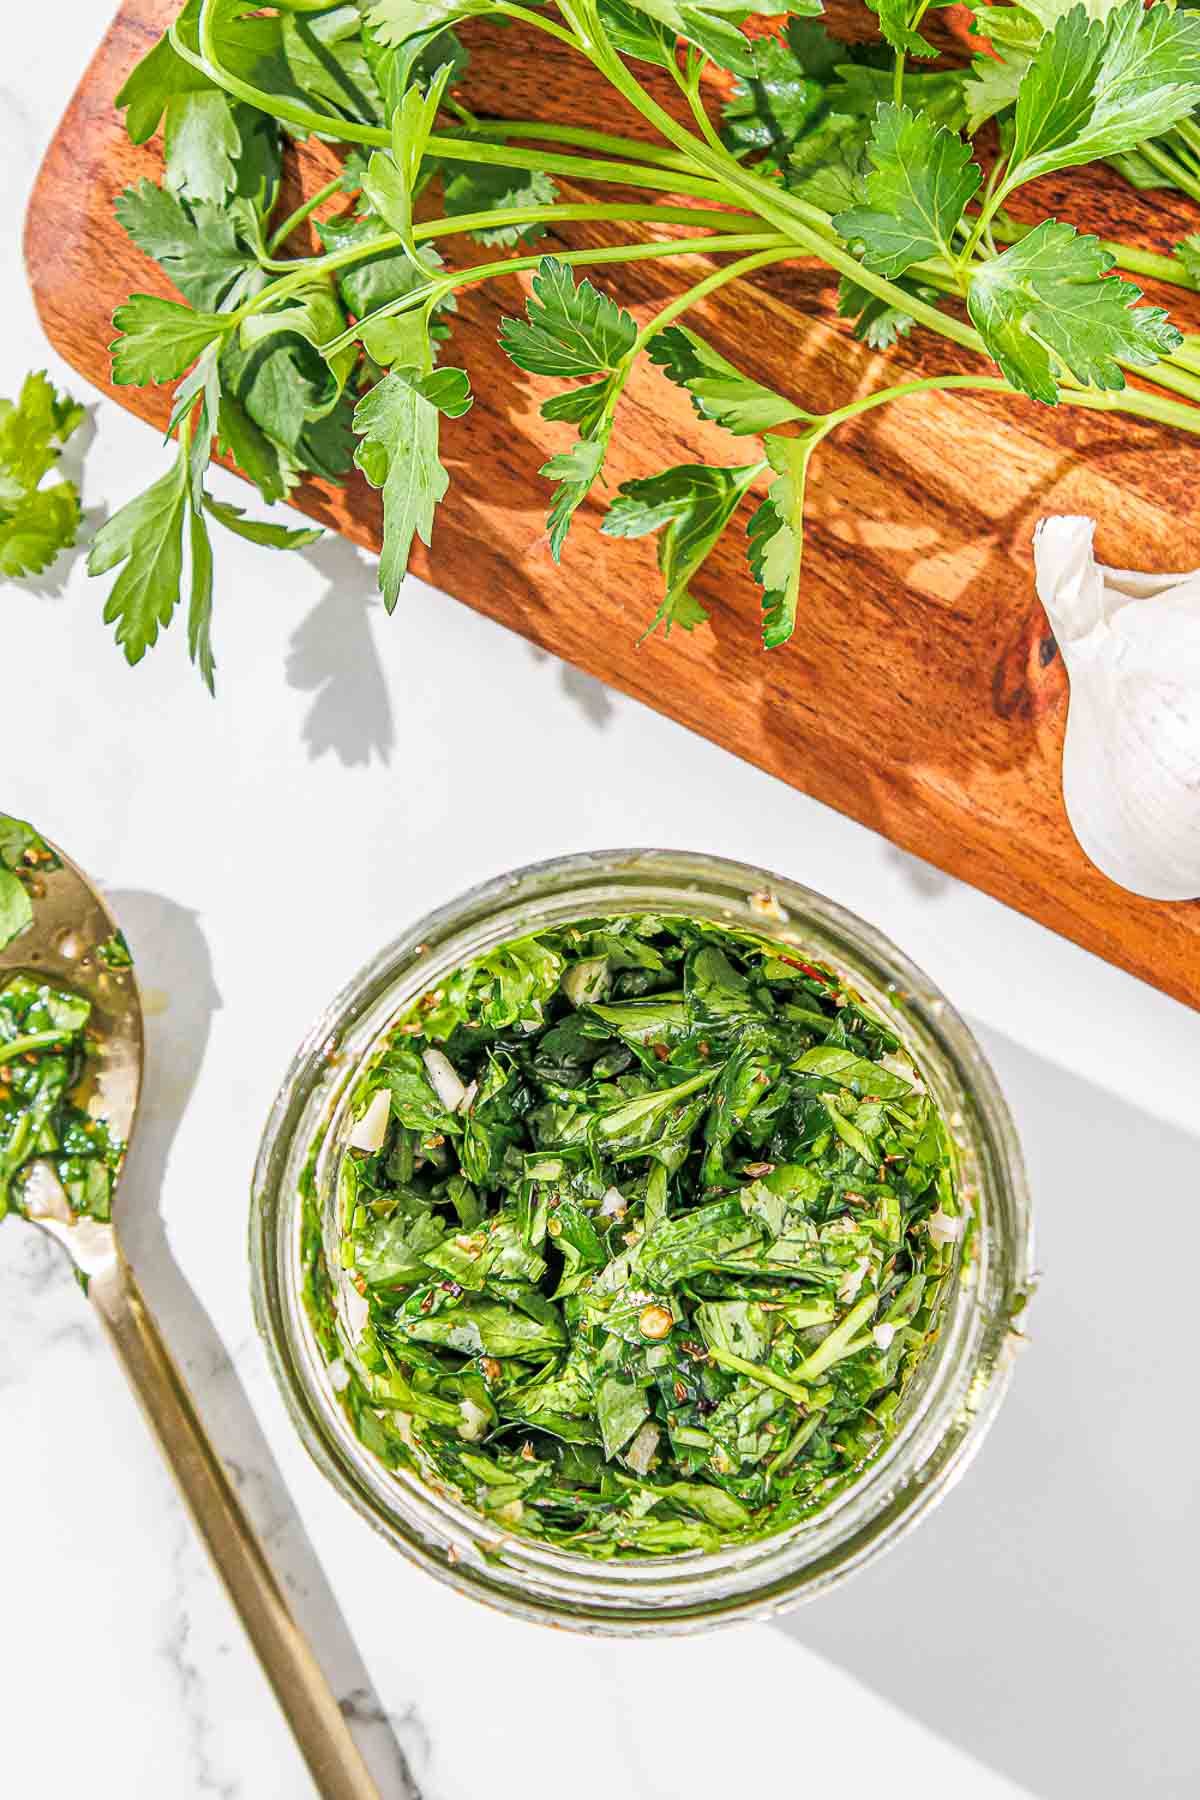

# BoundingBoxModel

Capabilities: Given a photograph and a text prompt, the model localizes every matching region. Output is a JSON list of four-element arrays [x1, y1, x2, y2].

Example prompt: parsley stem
[[424, 135, 733, 202], [705, 1343, 812, 1406], [253, 202, 759, 276], [577, 20, 992, 358], [266, 177, 345, 254], [1061, 384, 1200, 436], [443, 118, 702, 174], [625, 247, 794, 362], [1136, 137, 1200, 208], [315, 233, 784, 359], [0, 1029, 74, 1061]]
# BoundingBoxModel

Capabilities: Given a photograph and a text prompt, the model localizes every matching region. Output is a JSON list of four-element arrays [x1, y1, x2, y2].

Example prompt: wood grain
[[24, 0, 1200, 1008]]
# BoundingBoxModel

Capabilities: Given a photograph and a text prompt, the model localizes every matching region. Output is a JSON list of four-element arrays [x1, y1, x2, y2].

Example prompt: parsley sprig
[[91, 0, 1200, 684]]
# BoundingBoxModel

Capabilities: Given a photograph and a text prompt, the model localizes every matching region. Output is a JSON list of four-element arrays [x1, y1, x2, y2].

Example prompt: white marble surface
[[4, 9, 1200, 1797]]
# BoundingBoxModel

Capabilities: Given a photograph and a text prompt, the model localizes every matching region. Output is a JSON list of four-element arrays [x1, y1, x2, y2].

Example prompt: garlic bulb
[[1032, 515, 1200, 900]]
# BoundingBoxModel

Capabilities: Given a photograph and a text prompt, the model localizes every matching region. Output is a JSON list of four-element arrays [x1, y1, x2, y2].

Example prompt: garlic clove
[[1033, 516, 1200, 902]]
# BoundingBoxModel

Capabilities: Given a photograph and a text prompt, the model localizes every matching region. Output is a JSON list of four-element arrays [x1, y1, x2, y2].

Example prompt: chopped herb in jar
[[305, 915, 962, 1556]]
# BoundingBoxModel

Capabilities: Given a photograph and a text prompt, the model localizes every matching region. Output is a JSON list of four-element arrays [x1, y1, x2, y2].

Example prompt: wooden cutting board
[[25, 0, 1200, 1008]]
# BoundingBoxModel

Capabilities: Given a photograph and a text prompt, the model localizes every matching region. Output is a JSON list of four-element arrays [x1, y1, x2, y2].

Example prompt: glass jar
[[250, 849, 1033, 1635]]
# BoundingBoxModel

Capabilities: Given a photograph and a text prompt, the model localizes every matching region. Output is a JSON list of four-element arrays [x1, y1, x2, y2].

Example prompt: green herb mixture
[[306, 914, 962, 1555], [0, 815, 124, 1224], [83, 0, 1200, 686]]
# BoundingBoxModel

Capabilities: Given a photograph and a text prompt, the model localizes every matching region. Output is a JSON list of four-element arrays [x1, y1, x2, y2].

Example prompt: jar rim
[[250, 848, 1034, 1634]]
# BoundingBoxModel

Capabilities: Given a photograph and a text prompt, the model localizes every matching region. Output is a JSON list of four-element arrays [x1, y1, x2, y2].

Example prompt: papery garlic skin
[[1033, 516, 1200, 901]]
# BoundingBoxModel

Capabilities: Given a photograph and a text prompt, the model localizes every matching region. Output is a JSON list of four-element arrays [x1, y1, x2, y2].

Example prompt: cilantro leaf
[[87, 452, 190, 665], [967, 220, 1183, 403], [833, 104, 981, 278], [867, 0, 938, 59], [353, 368, 465, 606], [1006, 0, 1200, 192], [540, 434, 608, 559], [649, 326, 808, 434], [110, 296, 232, 386], [837, 274, 939, 349], [747, 434, 814, 649], [441, 162, 559, 246], [115, 180, 255, 310], [500, 257, 637, 379], [602, 462, 760, 638], [720, 29, 826, 171], [0, 372, 85, 581]]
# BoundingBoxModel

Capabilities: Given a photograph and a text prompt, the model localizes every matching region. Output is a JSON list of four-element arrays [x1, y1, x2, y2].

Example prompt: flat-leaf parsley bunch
[[96, 0, 1200, 686]]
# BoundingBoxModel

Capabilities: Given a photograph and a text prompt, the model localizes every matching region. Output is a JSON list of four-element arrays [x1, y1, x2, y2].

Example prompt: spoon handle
[[88, 1247, 381, 1800]]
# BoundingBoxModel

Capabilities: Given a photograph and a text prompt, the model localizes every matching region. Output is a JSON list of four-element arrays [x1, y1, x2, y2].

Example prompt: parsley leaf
[[87, 451, 191, 667], [499, 256, 637, 379], [163, 91, 241, 205], [115, 180, 255, 310], [115, 0, 215, 141], [365, 0, 493, 45], [837, 274, 939, 349], [540, 433, 609, 559], [0, 372, 84, 580], [747, 434, 814, 649], [967, 220, 1182, 402], [441, 162, 559, 246], [785, 113, 872, 212], [602, 462, 760, 638], [1006, 0, 1200, 192], [834, 104, 982, 278], [649, 326, 808, 434], [353, 367, 469, 606], [279, 4, 382, 125], [110, 296, 232, 386], [202, 495, 323, 550], [867, 0, 939, 60], [720, 28, 827, 171]]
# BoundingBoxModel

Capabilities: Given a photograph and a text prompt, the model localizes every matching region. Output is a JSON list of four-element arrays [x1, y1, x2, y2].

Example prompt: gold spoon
[[2, 836, 379, 1800]]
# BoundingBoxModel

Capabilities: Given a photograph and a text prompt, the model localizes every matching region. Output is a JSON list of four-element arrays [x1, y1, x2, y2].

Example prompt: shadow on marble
[[885, 841, 953, 901], [778, 1023, 1200, 1800], [106, 888, 421, 1798], [287, 535, 395, 768], [526, 642, 617, 731]]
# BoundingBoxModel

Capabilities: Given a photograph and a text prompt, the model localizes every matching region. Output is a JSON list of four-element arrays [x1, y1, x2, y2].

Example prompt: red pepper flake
[[419, 1290, 436, 1313], [778, 954, 835, 987], [651, 1041, 669, 1062], [698, 1041, 711, 1058], [673, 1380, 688, 1404]]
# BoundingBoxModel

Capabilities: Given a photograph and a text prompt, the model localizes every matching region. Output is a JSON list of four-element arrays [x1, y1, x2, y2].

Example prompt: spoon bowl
[[1, 841, 141, 1276], [1, 827, 380, 1800]]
